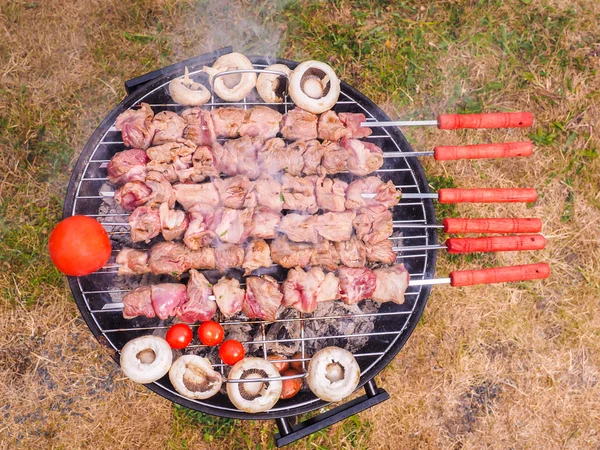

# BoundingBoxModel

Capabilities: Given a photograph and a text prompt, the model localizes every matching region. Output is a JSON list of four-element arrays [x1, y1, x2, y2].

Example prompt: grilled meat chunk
[[146, 140, 196, 164], [107, 149, 148, 185], [278, 213, 319, 243], [177, 269, 216, 322], [317, 111, 349, 141], [238, 106, 282, 140], [338, 112, 372, 138], [185, 247, 216, 270], [213, 136, 262, 179], [147, 160, 178, 183], [116, 248, 150, 276], [129, 206, 161, 243], [280, 108, 318, 141], [315, 174, 348, 212], [281, 173, 318, 213], [184, 203, 218, 249], [242, 239, 272, 275], [353, 204, 393, 245], [342, 138, 384, 176], [310, 239, 340, 271], [282, 267, 323, 313], [320, 141, 349, 174], [243, 275, 283, 321], [213, 277, 244, 318], [115, 102, 155, 149], [181, 107, 216, 146], [253, 174, 283, 212], [270, 236, 313, 269], [314, 211, 356, 242], [174, 145, 218, 183], [148, 242, 189, 276], [316, 272, 341, 303], [173, 182, 220, 211], [114, 180, 152, 211], [152, 283, 189, 320], [249, 206, 281, 240], [366, 239, 396, 264], [345, 176, 399, 210], [257, 137, 288, 175], [335, 237, 367, 268], [152, 110, 186, 145], [214, 244, 245, 273], [284, 140, 308, 176], [300, 139, 323, 175], [145, 171, 176, 208], [214, 175, 256, 209], [372, 264, 410, 304], [338, 267, 376, 305], [211, 107, 245, 138], [215, 208, 253, 244], [122, 286, 154, 319], [159, 203, 189, 241]]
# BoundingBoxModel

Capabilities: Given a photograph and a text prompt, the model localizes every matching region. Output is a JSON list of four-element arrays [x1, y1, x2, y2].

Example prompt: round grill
[[63, 52, 438, 423]]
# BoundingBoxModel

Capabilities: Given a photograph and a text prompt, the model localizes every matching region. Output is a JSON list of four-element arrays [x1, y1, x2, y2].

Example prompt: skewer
[[393, 217, 543, 234], [362, 112, 534, 130], [99, 263, 550, 311], [364, 187, 538, 203], [382, 141, 533, 160]]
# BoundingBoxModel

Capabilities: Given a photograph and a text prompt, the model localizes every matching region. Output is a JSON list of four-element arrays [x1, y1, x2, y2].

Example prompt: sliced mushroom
[[226, 357, 282, 413], [257, 64, 291, 103], [120, 335, 173, 384], [203, 53, 256, 102], [288, 61, 340, 114], [168, 67, 211, 106], [169, 355, 222, 400], [306, 346, 360, 402]]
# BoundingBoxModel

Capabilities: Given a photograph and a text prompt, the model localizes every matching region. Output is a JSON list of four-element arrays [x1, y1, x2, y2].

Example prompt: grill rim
[[63, 53, 438, 420]]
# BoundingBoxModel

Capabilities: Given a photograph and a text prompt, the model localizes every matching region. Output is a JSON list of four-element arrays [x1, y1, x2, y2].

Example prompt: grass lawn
[[1, 0, 599, 448]]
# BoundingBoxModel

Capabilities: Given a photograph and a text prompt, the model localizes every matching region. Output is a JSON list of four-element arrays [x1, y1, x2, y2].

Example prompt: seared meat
[[353, 204, 393, 245], [314, 211, 356, 242], [345, 177, 399, 210], [114, 180, 152, 211], [315, 173, 348, 212], [238, 106, 282, 140], [281, 173, 318, 213], [270, 236, 313, 269], [310, 239, 340, 271], [211, 107, 245, 138], [159, 203, 188, 241], [253, 174, 283, 212], [147, 160, 178, 183], [257, 138, 287, 175], [338, 267, 376, 305], [316, 272, 341, 303], [335, 237, 367, 268], [280, 108, 318, 141], [148, 242, 189, 276], [282, 266, 324, 313], [318, 111, 349, 141], [177, 269, 216, 322], [214, 175, 256, 209], [184, 203, 217, 249], [214, 244, 245, 273], [152, 283, 189, 320], [116, 248, 150, 276], [188, 145, 219, 182], [243, 275, 283, 321], [181, 107, 216, 146], [152, 110, 186, 145], [366, 239, 396, 264], [342, 138, 384, 176], [185, 247, 216, 270], [338, 112, 372, 138], [320, 141, 349, 174], [278, 213, 319, 243], [129, 206, 161, 243], [214, 136, 262, 179], [146, 140, 196, 163], [249, 206, 281, 240], [242, 239, 272, 275], [372, 264, 409, 304], [122, 286, 154, 319], [107, 149, 148, 185], [213, 277, 244, 318], [284, 140, 307, 176], [145, 171, 176, 208], [115, 103, 155, 149], [215, 208, 253, 244], [173, 182, 220, 210], [300, 139, 323, 175]]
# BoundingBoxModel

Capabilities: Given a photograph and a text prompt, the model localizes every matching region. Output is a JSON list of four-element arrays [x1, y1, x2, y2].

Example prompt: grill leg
[[273, 379, 390, 447]]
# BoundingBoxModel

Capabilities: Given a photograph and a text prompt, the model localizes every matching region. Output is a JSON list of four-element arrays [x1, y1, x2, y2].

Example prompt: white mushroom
[[288, 61, 341, 114], [226, 357, 282, 413], [168, 67, 211, 106], [202, 53, 256, 102], [256, 64, 291, 103], [306, 346, 360, 402], [169, 355, 222, 400], [120, 335, 173, 384]]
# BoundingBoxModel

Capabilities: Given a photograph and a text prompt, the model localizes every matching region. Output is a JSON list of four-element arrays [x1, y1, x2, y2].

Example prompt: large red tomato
[[48, 216, 112, 276]]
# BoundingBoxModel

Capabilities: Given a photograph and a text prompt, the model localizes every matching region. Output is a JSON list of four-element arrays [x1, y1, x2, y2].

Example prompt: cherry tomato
[[48, 216, 112, 276], [219, 340, 245, 365], [165, 324, 193, 349], [198, 321, 224, 346]]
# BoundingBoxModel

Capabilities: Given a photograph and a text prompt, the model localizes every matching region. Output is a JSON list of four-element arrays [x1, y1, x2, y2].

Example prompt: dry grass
[[1, 0, 599, 448]]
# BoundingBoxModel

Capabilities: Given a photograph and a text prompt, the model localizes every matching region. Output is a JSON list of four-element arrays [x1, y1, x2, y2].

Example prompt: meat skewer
[[363, 187, 538, 203], [380, 141, 533, 160], [361, 111, 534, 129]]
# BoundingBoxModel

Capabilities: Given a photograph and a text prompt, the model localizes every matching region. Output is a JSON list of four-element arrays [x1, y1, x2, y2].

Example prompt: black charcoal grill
[[63, 47, 438, 446]]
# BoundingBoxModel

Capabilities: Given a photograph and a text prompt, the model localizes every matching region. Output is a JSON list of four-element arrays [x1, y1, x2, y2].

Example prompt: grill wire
[[68, 61, 436, 414]]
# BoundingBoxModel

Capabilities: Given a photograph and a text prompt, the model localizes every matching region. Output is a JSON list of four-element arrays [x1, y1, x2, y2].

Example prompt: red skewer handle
[[445, 235, 545, 253], [450, 263, 550, 287], [437, 112, 533, 130], [438, 188, 537, 204], [433, 141, 533, 161], [443, 218, 543, 234]]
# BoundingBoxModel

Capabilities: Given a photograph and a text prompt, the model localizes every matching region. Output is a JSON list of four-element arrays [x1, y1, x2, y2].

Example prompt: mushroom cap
[[256, 64, 291, 103], [203, 53, 256, 102], [168, 67, 211, 106], [226, 357, 282, 413], [169, 355, 223, 400], [288, 61, 341, 114], [120, 335, 173, 384], [306, 346, 360, 402]]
